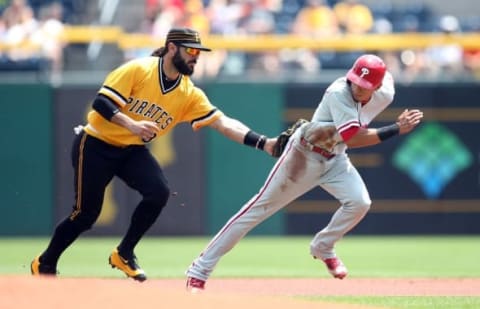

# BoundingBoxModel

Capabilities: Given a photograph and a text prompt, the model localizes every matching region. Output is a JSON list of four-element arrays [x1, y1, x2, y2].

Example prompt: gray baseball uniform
[[187, 72, 395, 281]]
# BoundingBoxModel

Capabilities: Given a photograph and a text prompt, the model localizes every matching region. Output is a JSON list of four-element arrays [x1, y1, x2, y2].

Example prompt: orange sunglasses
[[183, 47, 201, 57]]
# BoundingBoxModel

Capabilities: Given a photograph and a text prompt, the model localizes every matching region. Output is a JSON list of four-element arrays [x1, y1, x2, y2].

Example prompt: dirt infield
[[1, 276, 480, 309]]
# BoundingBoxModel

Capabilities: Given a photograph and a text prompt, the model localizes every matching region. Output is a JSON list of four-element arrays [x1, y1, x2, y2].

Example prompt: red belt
[[300, 137, 335, 160]]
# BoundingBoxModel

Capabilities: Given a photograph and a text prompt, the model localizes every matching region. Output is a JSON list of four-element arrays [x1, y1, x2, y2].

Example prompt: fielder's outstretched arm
[[208, 115, 276, 155]]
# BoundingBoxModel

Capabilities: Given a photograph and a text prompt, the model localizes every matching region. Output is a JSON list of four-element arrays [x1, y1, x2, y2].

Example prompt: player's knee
[[353, 196, 371, 214], [143, 181, 170, 208]]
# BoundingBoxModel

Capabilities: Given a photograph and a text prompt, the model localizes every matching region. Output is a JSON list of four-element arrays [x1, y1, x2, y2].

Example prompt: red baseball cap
[[347, 54, 386, 90]]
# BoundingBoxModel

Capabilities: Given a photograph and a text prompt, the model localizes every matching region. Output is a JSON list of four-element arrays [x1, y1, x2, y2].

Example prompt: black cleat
[[31, 255, 58, 276]]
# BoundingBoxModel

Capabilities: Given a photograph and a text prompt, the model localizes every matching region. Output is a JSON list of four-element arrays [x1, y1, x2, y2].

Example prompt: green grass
[[3, 235, 478, 278], [2, 235, 479, 308], [2, 235, 480, 278]]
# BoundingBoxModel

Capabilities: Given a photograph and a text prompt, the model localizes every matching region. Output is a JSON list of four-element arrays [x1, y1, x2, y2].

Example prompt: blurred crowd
[[134, 0, 480, 82], [1, 0, 480, 83], [0, 0, 69, 81]]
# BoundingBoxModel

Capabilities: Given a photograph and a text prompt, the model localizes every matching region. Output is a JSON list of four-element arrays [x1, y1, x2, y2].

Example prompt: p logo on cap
[[346, 54, 386, 90]]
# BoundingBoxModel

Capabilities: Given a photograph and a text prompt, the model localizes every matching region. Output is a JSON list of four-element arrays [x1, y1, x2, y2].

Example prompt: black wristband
[[257, 135, 267, 150], [377, 123, 400, 141], [244, 131, 266, 150]]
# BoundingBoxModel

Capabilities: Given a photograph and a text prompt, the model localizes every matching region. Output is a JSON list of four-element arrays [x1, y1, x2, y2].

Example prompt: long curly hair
[[151, 47, 167, 57]]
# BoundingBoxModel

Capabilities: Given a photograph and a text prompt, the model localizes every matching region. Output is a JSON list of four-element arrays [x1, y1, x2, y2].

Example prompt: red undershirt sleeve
[[340, 126, 360, 142]]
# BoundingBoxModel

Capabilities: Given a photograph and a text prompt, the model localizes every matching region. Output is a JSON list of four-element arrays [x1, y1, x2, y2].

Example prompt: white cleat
[[322, 257, 348, 279], [186, 276, 206, 293]]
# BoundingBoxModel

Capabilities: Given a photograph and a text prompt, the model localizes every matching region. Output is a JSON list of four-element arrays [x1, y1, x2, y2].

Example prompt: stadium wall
[[1, 81, 478, 236], [0, 84, 54, 235]]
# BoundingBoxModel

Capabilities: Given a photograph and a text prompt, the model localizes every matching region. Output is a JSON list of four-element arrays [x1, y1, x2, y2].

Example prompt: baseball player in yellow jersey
[[30, 28, 277, 281]]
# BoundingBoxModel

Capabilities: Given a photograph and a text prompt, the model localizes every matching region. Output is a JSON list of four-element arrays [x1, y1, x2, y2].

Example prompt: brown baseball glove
[[304, 123, 338, 152], [272, 118, 309, 158]]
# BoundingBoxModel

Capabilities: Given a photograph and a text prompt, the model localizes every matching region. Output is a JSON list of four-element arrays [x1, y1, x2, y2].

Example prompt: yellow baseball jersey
[[84, 57, 223, 146]]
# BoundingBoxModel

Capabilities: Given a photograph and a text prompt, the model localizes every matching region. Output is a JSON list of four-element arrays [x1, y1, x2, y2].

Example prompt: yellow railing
[[2, 25, 480, 52], [62, 25, 123, 43], [135, 33, 480, 51]]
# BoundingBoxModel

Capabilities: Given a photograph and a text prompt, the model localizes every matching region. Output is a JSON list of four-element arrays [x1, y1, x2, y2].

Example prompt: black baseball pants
[[41, 131, 169, 265]]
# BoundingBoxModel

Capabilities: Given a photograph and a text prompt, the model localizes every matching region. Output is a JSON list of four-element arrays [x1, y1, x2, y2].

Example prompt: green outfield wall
[[203, 82, 284, 235], [1, 81, 479, 236], [0, 84, 53, 235]]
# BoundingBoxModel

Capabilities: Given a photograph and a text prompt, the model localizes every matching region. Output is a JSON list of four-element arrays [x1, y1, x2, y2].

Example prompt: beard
[[172, 50, 194, 76]]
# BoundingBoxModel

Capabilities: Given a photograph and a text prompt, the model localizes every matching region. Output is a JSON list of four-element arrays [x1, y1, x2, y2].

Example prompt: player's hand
[[263, 137, 277, 156], [396, 109, 423, 134], [110, 113, 159, 142], [131, 120, 160, 142]]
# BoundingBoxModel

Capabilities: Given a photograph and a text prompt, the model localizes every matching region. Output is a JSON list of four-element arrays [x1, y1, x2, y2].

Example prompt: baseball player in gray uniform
[[185, 54, 424, 292]]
